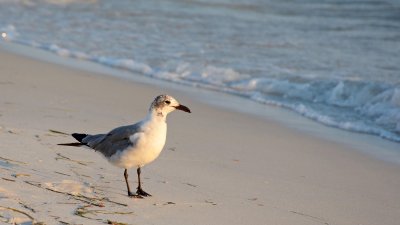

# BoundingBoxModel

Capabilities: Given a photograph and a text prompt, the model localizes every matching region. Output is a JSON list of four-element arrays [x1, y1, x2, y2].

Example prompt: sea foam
[[0, 0, 400, 144]]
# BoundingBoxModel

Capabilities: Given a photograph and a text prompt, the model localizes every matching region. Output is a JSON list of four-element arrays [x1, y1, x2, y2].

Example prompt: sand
[[1, 42, 400, 225]]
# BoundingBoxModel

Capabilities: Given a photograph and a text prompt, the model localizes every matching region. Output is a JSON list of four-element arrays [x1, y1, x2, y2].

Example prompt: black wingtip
[[72, 133, 88, 143], [58, 142, 84, 146]]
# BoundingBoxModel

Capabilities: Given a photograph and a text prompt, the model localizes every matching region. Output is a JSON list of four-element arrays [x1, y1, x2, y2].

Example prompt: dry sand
[[1, 43, 400, 225]]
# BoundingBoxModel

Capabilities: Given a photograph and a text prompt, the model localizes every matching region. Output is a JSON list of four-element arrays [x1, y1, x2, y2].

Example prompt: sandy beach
[[1, 42, 400, 225]]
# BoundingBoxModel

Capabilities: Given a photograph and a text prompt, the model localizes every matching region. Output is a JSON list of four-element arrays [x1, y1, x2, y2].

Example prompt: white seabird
[[59, 94, 191, 198]]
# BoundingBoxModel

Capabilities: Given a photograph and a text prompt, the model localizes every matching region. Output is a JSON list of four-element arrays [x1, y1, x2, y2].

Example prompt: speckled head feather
[[149, 95, 191, 116]]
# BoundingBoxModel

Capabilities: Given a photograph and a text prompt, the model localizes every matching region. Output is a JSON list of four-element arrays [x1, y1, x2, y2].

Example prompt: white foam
[[230, 77, 400, 142], [1, 24, 400, 143], [114, 59, 153, 74]]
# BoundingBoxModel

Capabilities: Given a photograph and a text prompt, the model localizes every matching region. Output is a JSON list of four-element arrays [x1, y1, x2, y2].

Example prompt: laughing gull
[[59, 95, 191, 198]]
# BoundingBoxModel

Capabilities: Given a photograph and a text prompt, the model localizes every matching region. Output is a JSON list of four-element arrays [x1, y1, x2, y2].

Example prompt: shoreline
[[1, 41, 400, 224], [1, 40, 399, 165]]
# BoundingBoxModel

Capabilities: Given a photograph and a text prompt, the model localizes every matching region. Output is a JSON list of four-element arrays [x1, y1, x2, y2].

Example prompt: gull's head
[[150, 94, 191, 117]]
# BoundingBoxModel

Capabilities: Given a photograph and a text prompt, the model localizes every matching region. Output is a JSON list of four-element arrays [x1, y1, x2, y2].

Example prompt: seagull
[[59, 95, 191, 198]]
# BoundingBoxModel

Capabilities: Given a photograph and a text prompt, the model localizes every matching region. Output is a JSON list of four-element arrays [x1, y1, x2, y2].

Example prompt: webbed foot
[[136, 187, 152, 197], [128, 191, 144, 198]]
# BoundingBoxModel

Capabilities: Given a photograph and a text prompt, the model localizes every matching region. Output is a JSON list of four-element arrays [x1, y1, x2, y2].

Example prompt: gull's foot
[[128, 191, 143, 198], [137, 187, 152, 197]]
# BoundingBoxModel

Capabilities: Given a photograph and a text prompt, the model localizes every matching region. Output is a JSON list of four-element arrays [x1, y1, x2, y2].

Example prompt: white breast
[[109, 120, 167, 169]]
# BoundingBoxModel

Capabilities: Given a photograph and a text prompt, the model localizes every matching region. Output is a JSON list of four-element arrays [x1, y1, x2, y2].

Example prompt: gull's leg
[[136, 167, 152, 197], [124, 169, 142, 198]]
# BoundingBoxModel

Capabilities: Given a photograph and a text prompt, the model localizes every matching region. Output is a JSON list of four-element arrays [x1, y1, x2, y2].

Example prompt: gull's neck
[[145, 108, 167, 123]]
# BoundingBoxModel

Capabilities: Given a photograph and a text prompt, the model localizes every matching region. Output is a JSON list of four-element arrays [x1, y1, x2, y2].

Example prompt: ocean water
[[0, 0, 399, 142]]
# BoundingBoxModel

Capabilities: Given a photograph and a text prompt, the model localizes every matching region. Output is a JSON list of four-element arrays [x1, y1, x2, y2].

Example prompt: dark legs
[[124, 169, 140, 198], [123, 168, 151, 198], [136, 167, 152, 197]]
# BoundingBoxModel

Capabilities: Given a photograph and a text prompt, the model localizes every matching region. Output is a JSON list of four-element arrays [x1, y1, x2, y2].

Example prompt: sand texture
[[1, 45, 400, 225]]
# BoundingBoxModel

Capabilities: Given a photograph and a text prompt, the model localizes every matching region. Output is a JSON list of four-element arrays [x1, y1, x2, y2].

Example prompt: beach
[[1, 42, 400, 225]]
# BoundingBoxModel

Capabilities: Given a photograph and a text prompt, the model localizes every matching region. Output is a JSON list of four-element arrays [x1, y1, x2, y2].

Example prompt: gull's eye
[[165, 100, 171, 105]]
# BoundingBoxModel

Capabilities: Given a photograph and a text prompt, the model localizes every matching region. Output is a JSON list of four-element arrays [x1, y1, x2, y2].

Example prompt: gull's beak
[[175, 104, 191, 113]]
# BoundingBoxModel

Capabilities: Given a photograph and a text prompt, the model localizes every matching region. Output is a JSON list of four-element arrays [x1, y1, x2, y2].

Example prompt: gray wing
[[83, 121, 144, 157]]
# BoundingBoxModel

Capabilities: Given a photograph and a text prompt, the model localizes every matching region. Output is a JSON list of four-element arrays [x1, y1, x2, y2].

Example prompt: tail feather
[[72, 133, 88, 143], [58, 133, 88, 147]]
